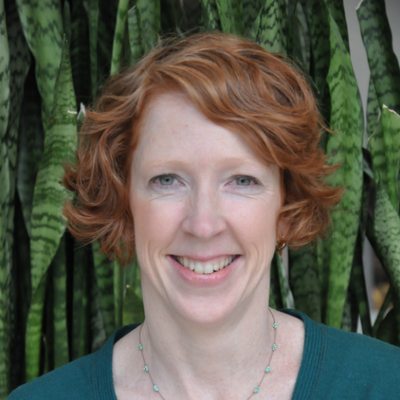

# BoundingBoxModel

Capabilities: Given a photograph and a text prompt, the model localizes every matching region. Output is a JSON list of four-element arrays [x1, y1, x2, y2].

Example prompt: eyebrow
[[144, 157, 265, 170]]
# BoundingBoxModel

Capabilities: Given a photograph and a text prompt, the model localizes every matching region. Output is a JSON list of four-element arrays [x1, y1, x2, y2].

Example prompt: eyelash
[[150, 174, 260, 188]]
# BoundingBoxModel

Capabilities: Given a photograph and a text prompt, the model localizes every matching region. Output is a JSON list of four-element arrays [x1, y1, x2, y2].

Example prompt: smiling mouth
[[171, 255, 239, 274]]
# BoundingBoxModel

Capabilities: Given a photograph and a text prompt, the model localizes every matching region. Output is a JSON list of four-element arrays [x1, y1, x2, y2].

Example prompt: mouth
[[170, 255, 240, 275]]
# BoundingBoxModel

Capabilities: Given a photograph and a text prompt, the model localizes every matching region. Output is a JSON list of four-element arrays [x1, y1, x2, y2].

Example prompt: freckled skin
[[130, 92, 283, 326]]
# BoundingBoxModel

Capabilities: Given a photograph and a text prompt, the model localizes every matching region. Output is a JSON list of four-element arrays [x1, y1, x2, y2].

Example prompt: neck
[[139, 277, 275, 400]]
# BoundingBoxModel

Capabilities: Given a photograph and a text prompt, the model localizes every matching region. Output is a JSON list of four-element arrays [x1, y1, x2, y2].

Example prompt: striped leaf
[[30, 39, 77, 293], [111, 0, 130, 75], [289, 1, 310, 74], [357, 0, 400, 113], [92, 241, 116, 337], [89, 259, 107, 352], [25, 273, 47, 381], [269, 253, 283, 310], [16, 67, 44, 237], [276, 253, 295, 309], [26, 39, 77, 381], [305, 0, 331, 123], [369, 106, 400, 212], [322, 10, 364, 328], [137, 0, 161, 54], [216, 0, 244, 35], [70, 0, 91, 105], [83, 0, 99, 100], [372, 286, 392, 338], [0, 0, 11, 395], [123, 285, 145, 325], [366, 77, 380, 137], [251, 0, 287, 55], [52, 235, 69, 369], [16, 0, 63, 121], [367, 179, 400, 302], [71, 242, 89, 360], [128, 6, 143, 66], [199, 0, 221, 31], [325, 0, 349, 50], [289, 246, 321, 322], [242, 0, 263, 36]]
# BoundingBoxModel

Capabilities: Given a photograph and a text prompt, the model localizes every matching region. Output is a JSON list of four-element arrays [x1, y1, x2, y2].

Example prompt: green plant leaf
[[357, 0, 400, 113], [369, 106, 400, 212], [30, 38, 77, 294], [92, 241, 116, 337], [366, 77, 379, 138], [250, 0, 286, 55], [305, 0, 330, 124], [289, 1, 310, 74], [17, 67, 44, 237], [70, 0, 91, 106], [128, 6, 143, 66], [111, 0, 130, 75], [71, 241, 89, 360], [372, 286, 392, 338], [376, 308, 399, 346], [137, 0, 161, 54], [0, 1, 11, 395], [16, 0, 63, 121], [25, 272, 47, 381], [367, 180, 400, 303], [52, 235, 69, 369], [242, 0, 263, 36], [199, 0, 221, 31], [216, 0, 244, 35], [289, 246, 321, 322], [123, 285, 145, 325], [83, 0, 99, 100], [325, 0, 349, 51], [322, 11, 364, 328]]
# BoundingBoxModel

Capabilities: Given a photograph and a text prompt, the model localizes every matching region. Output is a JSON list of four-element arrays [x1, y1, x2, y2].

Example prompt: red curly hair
[[63, 32, 343, 262]]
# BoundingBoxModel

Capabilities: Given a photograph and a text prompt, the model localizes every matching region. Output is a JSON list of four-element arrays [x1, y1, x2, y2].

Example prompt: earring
[[276, 234, 286, 256]]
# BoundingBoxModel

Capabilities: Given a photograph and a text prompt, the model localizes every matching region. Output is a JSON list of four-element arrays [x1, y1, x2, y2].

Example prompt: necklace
[[138, 308, 278, 399]]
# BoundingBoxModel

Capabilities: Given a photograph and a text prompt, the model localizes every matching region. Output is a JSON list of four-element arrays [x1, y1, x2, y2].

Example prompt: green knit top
[[8, 310, 400, 399]]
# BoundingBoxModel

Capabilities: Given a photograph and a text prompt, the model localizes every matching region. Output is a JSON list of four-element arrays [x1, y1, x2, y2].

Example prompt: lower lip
[[169, 255, 240, 287]]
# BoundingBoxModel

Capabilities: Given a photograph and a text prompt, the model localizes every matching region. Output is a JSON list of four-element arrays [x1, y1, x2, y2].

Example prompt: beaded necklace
[[138, 308, 278, 399]]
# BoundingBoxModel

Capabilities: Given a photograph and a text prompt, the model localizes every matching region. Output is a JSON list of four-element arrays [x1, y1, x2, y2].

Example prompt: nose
[[181, 186, 227, 240]]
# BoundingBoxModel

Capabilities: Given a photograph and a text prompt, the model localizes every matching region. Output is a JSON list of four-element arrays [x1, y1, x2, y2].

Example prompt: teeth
[[176, 255, 237, 274]]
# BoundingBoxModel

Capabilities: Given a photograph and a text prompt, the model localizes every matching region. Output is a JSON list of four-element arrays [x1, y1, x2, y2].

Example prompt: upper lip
[[171, 254, 239, 263]]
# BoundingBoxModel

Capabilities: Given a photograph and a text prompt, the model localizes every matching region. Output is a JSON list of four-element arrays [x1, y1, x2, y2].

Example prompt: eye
[[233, 176, 260, 186], [151, 174, 179, 187]]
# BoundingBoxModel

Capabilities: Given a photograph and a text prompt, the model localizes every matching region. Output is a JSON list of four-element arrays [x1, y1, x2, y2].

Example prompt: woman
[[9, 32, 400, 400]]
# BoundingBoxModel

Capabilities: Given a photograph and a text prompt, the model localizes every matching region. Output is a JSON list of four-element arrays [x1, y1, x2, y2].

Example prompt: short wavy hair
[[63, 32, 343, 262]]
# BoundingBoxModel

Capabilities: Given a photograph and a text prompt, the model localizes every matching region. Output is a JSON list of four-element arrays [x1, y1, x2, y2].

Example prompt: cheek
[[223, 198, 279, 246], [131, 195, 184, 253]]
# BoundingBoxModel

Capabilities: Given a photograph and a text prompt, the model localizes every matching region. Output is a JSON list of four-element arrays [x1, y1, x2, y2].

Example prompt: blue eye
[[234, 176, 259, 186], [151, 174, 177, 187], [158, 175, 175, 186]]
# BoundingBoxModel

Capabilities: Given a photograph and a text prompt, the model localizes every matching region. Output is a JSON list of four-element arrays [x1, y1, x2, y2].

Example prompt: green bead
[[254, 386, 259, 393], [154, 385, 159, 392], [143, 366, 149, 372], [138, 344, 143, 350], [272, 344, 277, 351], [265, 366, 271, 373], [273, 323, 278, 329]]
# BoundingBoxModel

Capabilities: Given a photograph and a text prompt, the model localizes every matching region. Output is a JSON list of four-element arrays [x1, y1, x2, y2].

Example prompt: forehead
[[133, 92, 267, 169]]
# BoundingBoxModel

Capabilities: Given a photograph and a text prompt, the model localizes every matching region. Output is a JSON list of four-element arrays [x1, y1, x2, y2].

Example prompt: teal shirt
[[8, 310, 400, 399]]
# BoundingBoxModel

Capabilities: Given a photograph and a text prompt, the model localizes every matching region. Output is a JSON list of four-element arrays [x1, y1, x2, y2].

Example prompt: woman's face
[[130, 92, 283, 325]]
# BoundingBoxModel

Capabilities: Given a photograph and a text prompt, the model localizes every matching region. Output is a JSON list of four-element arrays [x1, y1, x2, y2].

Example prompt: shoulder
[[282, 309, 400, 399], [8, 323, 139, 400], [7, 354, 93, 400]]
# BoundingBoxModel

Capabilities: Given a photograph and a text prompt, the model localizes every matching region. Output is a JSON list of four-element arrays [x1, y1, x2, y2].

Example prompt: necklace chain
[[138, 308, 278, 399]]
